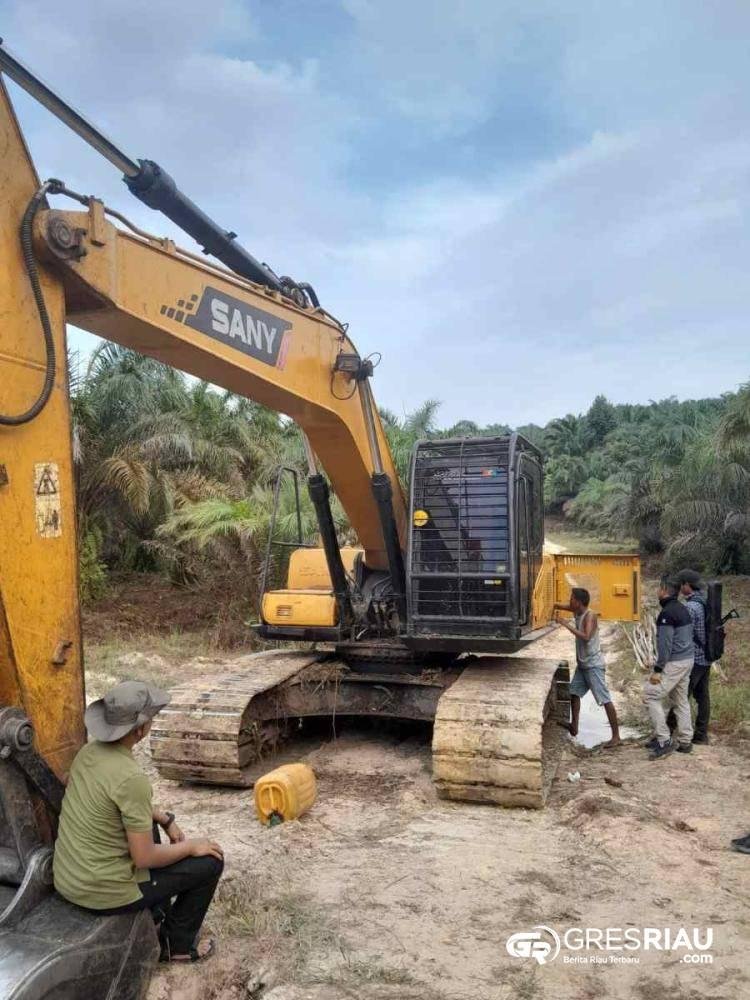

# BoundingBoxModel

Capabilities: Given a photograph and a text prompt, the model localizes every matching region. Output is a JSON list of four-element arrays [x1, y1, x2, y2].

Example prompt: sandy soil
[[119, 624, 750, 1000]]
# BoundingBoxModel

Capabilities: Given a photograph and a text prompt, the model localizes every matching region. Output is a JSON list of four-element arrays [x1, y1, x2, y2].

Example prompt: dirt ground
[[86, 622, 750, 1000]]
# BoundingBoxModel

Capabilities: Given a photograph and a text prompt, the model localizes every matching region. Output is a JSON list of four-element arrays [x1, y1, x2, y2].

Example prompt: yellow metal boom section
[[34, 208, 405, 570], [0, 81, 85, 778]]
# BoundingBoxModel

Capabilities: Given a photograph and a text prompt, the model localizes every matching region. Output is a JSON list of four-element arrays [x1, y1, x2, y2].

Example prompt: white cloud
[[341, 0, 564, 133], [2, 0, 748, 427], [324, 112, 750, 424]]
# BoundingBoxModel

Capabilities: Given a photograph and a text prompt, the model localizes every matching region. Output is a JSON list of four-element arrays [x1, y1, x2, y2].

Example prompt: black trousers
[[688, 662, 711, 739], [667, 662, 711, 740], [90, 825, 223, 955]]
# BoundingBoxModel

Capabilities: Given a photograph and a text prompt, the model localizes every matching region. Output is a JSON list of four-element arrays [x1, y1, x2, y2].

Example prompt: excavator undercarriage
[[150, 650, 571, 809]]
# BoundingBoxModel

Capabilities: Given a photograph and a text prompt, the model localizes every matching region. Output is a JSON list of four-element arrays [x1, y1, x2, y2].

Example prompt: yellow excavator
[[0, 43, 639, 998]]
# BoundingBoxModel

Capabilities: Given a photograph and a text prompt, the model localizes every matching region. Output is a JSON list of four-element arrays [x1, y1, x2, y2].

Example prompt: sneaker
[[649, 739, 674, 760], [692, 734, 709, 745], [676, 742, 693, 754], [731, 835, 750, 855], [644, 736, 660, 751]]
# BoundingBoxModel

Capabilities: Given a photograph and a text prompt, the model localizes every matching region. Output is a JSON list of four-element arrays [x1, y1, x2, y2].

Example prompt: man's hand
[[153, 808, 185, 843], [189, 837, 224, 861], [165, 820, 185, 844], [648, 673, 662, 685]]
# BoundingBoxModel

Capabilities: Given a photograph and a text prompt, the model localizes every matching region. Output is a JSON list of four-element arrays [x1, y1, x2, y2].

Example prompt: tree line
[[526, 388, 750, 574], [70, 344, 750, 602]]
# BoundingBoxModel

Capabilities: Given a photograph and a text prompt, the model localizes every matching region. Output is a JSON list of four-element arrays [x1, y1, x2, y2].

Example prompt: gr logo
[[506, 925, 561, 965]]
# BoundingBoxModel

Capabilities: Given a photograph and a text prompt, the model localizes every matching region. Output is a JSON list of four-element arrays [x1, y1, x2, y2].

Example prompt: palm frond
[[100, 453, 152, 515]]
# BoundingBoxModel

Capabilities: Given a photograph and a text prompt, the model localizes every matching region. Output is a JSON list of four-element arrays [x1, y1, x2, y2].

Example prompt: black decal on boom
[[185, 286, 292, 367]]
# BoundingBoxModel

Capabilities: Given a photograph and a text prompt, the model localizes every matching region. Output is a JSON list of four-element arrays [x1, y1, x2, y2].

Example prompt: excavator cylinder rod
[[0, 40, 282, 292], [0, 41, 139, 177], [124, 159, 282, 291]]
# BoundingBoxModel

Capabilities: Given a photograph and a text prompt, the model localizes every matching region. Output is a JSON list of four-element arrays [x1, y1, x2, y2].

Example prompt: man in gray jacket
[[678, 569, 712, 743], [643, 577, 694, 760]]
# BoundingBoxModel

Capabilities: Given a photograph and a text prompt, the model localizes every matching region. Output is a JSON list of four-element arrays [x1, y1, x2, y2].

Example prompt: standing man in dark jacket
[[643, 578, 694, 759], [677, 569, 712, 744]]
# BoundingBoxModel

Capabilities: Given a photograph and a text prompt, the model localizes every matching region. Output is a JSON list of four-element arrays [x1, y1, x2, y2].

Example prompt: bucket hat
[[85, 680, 170, 742]]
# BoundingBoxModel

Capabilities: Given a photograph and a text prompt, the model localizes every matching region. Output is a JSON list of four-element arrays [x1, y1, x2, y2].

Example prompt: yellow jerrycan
[[254, 763, 317, 826]]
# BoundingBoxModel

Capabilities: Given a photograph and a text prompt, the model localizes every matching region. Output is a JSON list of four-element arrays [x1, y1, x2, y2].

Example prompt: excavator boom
[[35, 195, 406, 570]]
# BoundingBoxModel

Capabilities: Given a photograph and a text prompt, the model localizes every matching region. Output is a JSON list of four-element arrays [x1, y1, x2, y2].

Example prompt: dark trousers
[[688, 662, 711, 739], [667, 662, 711, 740], [91, 825, 223, 955]]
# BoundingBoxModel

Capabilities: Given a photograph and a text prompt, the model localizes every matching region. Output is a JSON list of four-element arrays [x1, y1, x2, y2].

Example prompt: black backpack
[[699, 582, 739, 663]]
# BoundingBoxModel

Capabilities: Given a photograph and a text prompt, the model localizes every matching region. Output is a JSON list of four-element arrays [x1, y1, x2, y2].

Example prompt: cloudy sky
[[2, 1, 748, 426]]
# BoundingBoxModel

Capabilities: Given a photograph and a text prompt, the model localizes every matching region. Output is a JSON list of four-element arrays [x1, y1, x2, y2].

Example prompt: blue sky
[[2, 1, 748, 425]]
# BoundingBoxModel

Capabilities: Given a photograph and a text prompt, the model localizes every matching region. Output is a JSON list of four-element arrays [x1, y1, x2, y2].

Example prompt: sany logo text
[[210, 297, 278, 354]]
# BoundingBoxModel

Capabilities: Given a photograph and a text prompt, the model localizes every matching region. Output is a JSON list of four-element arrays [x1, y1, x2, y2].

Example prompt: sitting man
[[53, 680, 224, 963]]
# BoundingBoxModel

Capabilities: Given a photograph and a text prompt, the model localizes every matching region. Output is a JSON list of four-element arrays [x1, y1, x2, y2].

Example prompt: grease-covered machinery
[[0, 42, 639, 999]]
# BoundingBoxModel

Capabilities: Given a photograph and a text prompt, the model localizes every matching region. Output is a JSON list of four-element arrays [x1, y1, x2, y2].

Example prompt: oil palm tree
[[381, 399, 441, 488]]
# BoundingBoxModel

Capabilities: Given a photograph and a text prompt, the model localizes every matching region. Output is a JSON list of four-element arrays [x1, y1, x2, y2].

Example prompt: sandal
[[159, 937, 216, 964]]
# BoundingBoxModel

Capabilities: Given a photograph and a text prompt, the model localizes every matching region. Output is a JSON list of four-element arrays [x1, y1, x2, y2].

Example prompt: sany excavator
[[0, 43, 640, 998]]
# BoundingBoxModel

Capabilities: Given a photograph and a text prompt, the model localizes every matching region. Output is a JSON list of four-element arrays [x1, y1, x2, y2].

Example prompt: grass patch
[[545, 516, 638, 555], [84, 631, 217, 693], [512, 890, 541, 924], [707, 576, 750, 732], [216, 881, 340, 981], [513, 966, 540, 1000], [711, 679, 750, 730], [310, 956, 417, 987]]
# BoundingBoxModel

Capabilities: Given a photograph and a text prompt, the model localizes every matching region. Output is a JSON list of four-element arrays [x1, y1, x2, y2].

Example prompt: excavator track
[[150, 651, 321, 785], [150, 649, 458, 786], [151, 650, 569, 807], [432, 657, 570, 808]]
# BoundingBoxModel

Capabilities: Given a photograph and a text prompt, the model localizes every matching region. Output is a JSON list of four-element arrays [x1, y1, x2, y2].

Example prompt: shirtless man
[[554, 587, 622, 749]]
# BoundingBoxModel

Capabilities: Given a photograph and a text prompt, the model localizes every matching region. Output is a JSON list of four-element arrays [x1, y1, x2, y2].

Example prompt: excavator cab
[[260, 434, 640, 652], [258, 435, 545, 649], [406, 434, 544, 651]]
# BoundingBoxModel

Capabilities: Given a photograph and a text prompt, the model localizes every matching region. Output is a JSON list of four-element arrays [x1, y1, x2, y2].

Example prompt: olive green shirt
[[53, 741, 152, 909]]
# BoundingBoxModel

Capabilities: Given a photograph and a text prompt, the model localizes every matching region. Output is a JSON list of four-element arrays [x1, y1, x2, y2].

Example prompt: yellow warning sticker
[[34, 462, 62, 538]]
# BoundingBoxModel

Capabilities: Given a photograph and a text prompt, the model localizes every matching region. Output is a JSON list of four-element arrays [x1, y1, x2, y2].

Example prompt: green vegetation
[[216, 881, 342, 984], [540, 389, 750, 574], [70, 343, 341, 601], [383, 387, 750, 575], [709, 576, 750, 731], [72, 347, 749, 730], [71, 344, 750, 593]]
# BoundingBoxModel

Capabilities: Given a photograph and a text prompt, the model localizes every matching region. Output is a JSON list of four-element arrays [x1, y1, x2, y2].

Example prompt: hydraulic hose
[[0, 183, 56, 425]]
